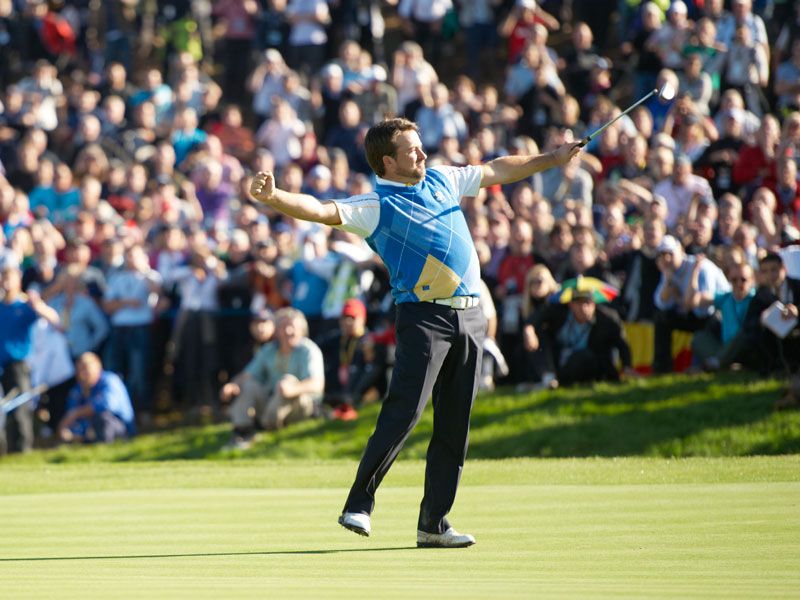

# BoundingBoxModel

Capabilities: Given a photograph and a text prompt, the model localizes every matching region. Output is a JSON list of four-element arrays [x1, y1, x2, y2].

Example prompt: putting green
[[1, 457, 798, 599]]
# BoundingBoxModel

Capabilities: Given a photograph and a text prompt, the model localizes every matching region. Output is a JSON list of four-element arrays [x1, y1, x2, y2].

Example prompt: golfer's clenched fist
[[250, 171, 276, 203]]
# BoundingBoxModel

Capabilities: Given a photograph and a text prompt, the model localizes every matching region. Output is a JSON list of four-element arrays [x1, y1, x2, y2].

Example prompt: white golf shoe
[[338, 512, 371, 537], [417, 527, 476, 548]]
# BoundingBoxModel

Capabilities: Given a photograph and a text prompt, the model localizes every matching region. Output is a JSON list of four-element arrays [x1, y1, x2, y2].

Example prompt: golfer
[[249, 118, 580, 547]]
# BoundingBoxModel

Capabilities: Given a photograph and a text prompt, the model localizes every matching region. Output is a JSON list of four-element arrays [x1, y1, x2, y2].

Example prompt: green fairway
[[2, 457, 799, 599]]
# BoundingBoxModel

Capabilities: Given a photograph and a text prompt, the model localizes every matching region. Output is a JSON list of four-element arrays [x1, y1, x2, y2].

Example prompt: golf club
[[577, 82, 676, 147], [0, 384, 48, 415]]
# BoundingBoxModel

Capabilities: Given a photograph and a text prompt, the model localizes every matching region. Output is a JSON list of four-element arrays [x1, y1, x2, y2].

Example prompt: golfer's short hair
[[274, 307, 309, 337], [364, 118, 418, 177]]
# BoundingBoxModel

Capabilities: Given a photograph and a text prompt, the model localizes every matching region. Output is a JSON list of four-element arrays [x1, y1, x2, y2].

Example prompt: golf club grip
[[577, 137, 590, 148]]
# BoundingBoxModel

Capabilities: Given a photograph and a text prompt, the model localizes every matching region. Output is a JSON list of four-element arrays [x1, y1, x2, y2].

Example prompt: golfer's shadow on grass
[[0, 547, 418, 562]]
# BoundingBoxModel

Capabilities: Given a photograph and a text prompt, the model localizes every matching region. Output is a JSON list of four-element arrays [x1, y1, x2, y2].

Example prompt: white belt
[[429, 296, 480, 310]]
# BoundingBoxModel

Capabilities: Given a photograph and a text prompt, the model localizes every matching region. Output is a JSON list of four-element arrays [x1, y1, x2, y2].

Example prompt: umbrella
[[553, 276, 619, 304]]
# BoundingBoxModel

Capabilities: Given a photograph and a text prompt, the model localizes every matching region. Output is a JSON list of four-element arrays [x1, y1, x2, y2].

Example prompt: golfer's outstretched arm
[[249, 171, 342, 225], [479, 142, 582, 187]]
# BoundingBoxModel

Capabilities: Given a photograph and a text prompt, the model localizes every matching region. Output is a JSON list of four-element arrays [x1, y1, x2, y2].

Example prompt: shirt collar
[[375, 175, 421, 188]]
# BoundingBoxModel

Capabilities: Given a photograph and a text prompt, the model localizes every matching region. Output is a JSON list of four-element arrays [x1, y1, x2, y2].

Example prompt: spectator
[[750, 252, 800, 373], [170, 246, 226, 418], [526, 288, 633, 386], [733, 114, 779, 194], [250, 48, 288, 122], [722, 23, 769, 116], [102, 244, 161, 422], [689, 260, 760, 370], [319, 298, 372, 419], [397, 0, 453, 70], [57, 352, 135, 444], [696, 108, 745, 198], [48, 265, 110, 360], [611, 216, 666, 322], [0, 255, 60, 454], [653, 153, 714, 229], [653, 234, 731, 373], [415, 83, 468, 153], [221, 307, 324, 448], [774, 39, 800, 113], [519, 264, 559, 390], [774, 156, 800, 223], [286, 0, 330, 76]]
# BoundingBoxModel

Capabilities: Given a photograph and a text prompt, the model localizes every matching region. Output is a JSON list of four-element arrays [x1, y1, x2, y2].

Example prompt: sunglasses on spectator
[[730, 277, 750, 283]]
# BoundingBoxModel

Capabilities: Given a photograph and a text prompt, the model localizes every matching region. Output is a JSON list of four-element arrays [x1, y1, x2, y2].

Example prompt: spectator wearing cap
[[352, 64, 398, 127], [525, 287, 633, 387], [319, 298, 373, 420], [688, 260, 760, 370], [221, 307, 324, 448], [57, 352, 135, 445], [645, 1, 691, 70], [0, 255, 61, 454], [652, 234, 731, 373], [652, 153, 714, 229]]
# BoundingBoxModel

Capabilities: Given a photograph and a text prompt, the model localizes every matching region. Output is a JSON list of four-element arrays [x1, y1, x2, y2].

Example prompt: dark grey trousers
[[342, 302, 486, 534]]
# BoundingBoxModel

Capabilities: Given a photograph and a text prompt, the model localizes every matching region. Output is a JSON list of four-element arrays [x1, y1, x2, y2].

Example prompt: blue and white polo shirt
[[334, 165, 483, 304]]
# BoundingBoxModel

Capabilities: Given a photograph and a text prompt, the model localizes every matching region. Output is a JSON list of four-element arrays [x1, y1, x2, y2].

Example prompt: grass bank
[[4, 372, 798, 463]]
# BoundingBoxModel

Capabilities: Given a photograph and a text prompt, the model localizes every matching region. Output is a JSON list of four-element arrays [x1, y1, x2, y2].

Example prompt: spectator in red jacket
[[733, 114, 780, 193]]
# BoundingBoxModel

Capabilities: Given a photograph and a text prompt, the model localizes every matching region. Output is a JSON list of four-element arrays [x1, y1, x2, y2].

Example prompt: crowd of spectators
[[1, 0, 800, 453]]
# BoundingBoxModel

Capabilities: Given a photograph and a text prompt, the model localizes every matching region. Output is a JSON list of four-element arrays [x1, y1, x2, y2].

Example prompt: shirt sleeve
[[653, 274, 674, 311], [244, 344, 273, 385], [332, 193, 381, 238], [304, 341, 325, 382], [430, 165, 483, 198]]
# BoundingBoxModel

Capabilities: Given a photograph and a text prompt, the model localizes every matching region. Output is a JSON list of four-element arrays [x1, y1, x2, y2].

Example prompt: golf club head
[[657, 82, 676, 103]]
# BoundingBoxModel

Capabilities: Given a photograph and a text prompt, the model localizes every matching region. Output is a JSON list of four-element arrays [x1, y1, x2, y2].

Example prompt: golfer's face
[[392, 131, 427, 182]]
